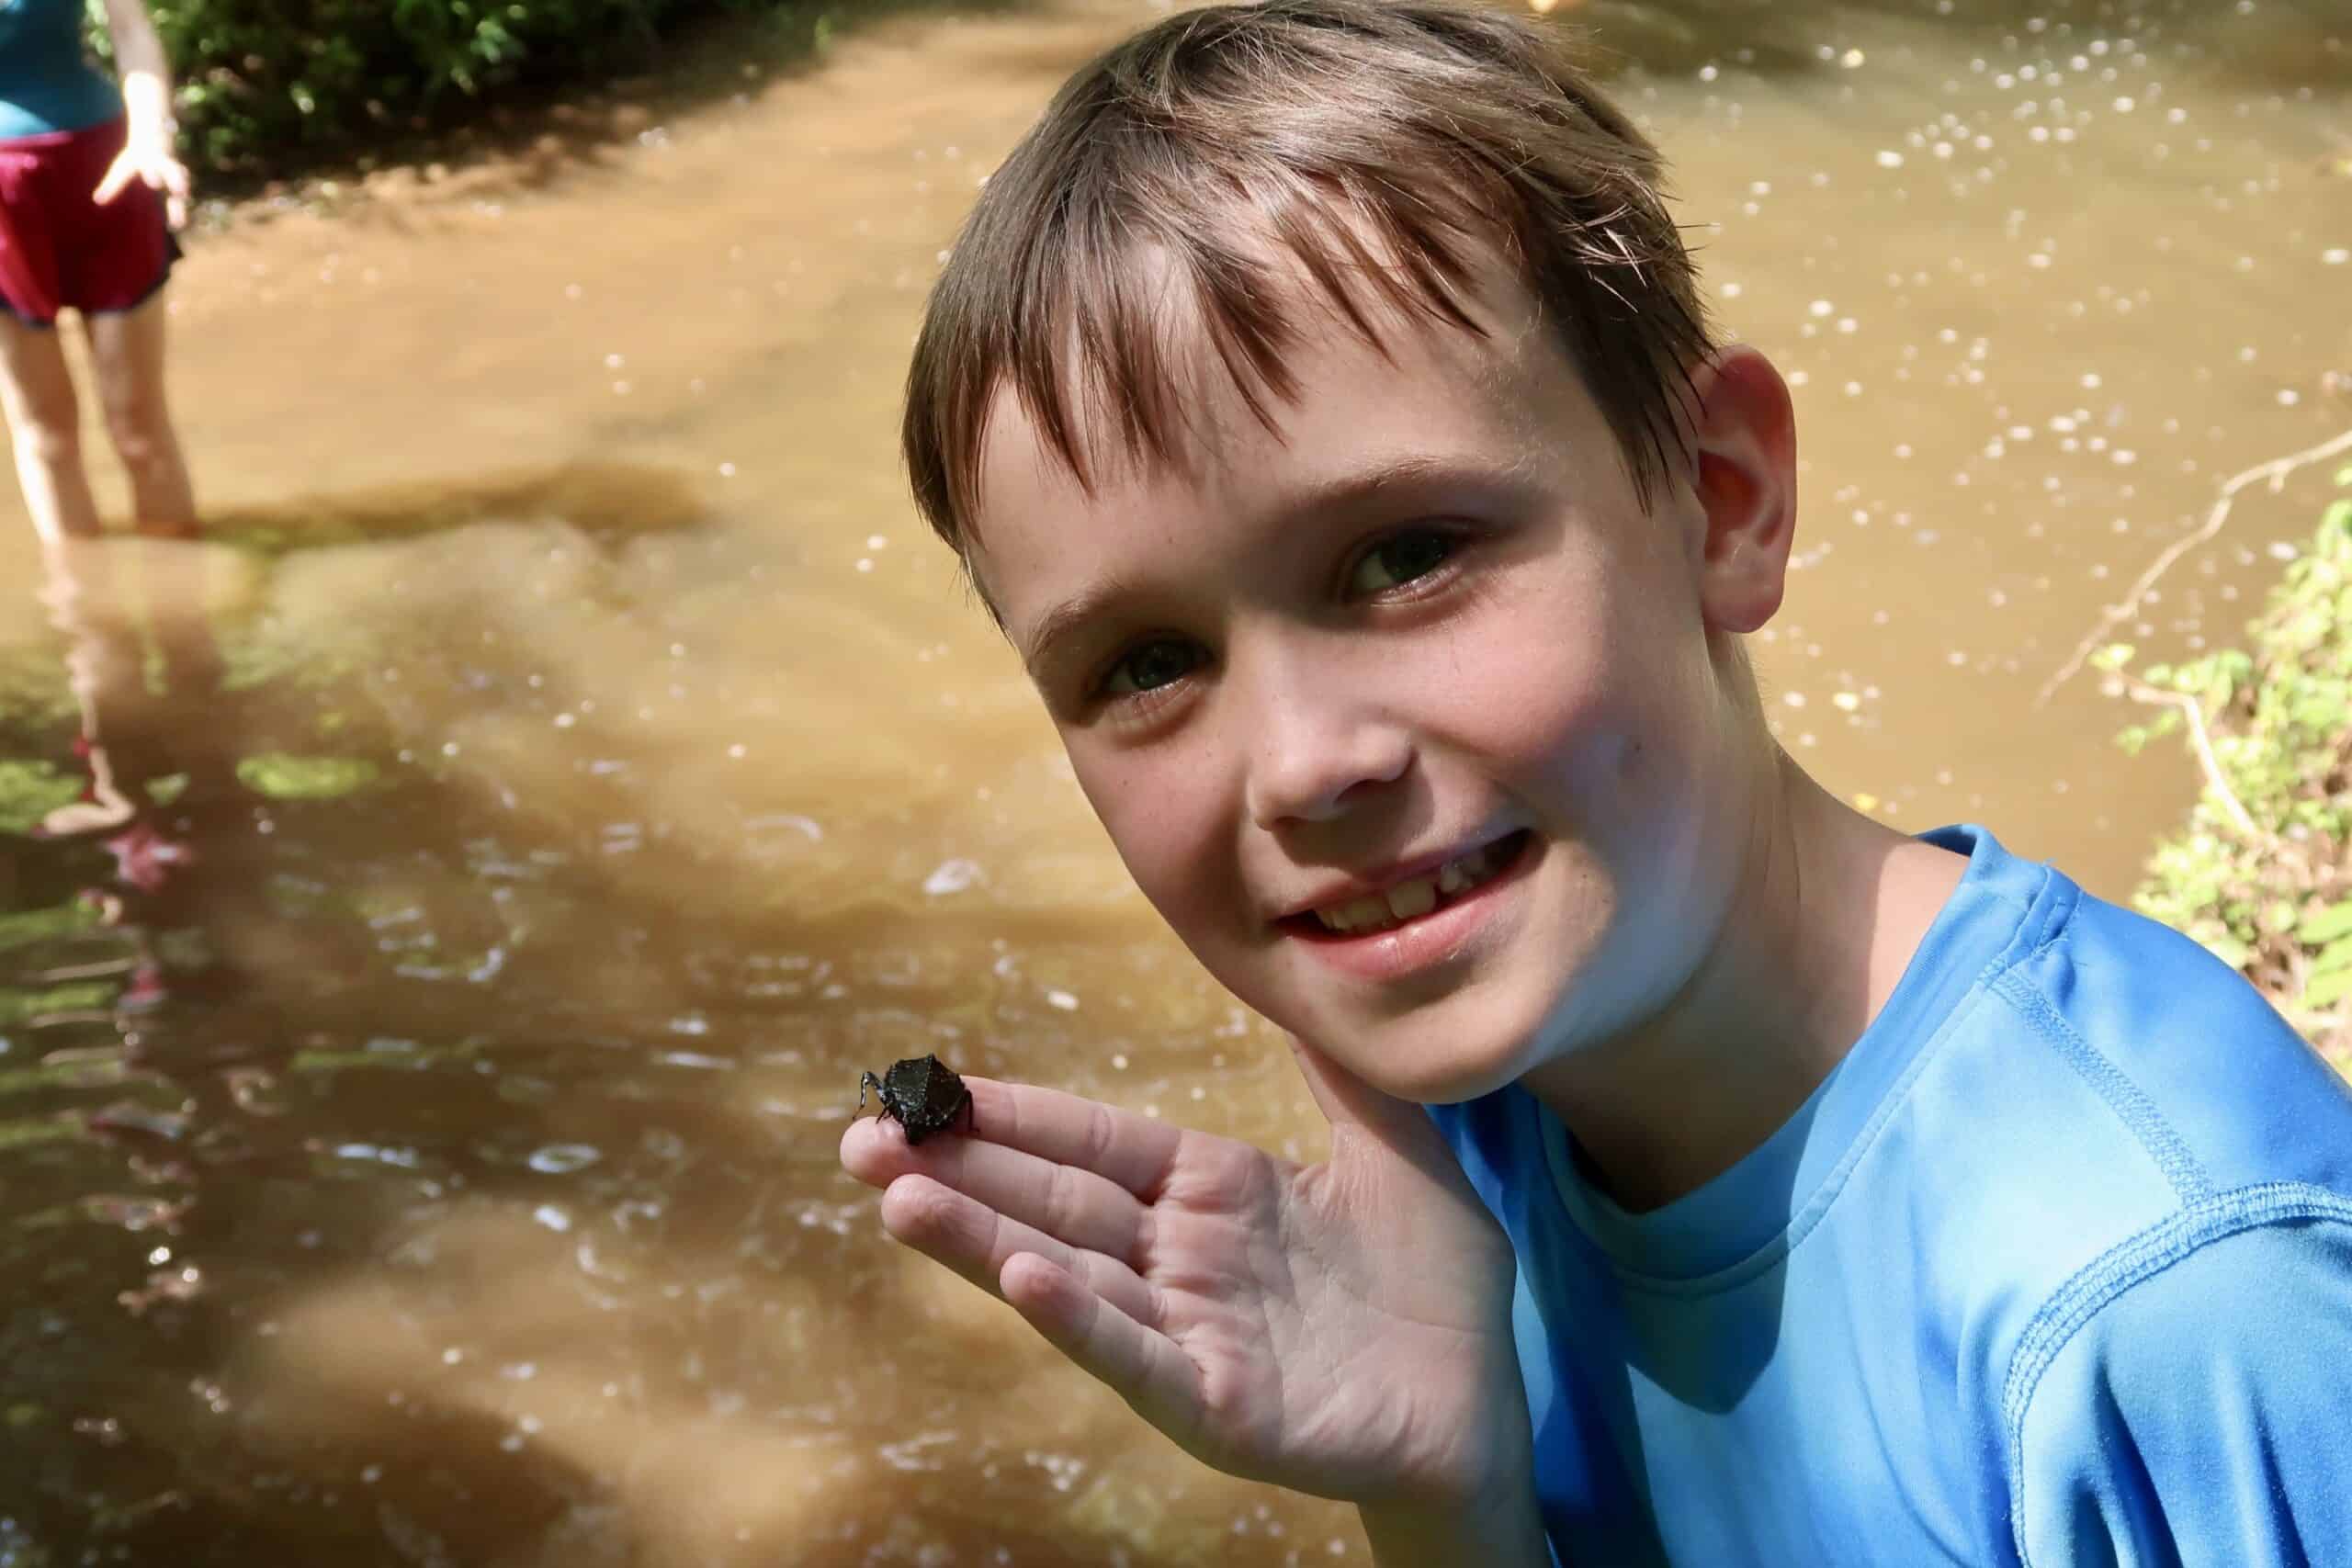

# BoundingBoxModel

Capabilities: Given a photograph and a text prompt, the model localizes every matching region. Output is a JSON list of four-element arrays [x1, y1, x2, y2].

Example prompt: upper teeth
[[1313, 840, 1509, 934]]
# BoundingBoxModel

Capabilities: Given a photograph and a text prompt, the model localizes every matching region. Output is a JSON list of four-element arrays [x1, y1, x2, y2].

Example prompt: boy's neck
[[1521, 751, 1970, 1215]]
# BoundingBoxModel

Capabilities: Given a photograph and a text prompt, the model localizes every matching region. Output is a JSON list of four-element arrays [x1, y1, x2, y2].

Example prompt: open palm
[[838, 1043, 1531, 1508]]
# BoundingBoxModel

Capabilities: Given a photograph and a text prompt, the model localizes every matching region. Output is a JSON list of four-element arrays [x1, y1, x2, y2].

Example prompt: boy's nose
[[1243, 686, 1414, 829]]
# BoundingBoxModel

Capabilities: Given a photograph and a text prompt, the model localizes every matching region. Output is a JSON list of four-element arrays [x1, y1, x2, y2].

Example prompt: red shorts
[[0, 116, 177, 328]]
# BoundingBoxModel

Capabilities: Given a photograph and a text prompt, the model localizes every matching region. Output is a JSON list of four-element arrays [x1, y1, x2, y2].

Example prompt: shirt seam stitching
[[2001, 1186, 2352, 1568], [1991, 961, 2211, 1203]]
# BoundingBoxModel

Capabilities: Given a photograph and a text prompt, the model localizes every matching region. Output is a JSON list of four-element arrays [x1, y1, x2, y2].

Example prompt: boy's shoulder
[[1965, 847, 2352, 1563], [1886, 824, 2352, 1314], [1990, 837, 2352, 1198]]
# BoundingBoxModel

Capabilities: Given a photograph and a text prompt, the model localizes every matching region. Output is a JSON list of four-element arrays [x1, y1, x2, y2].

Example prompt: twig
[[2035, 425, 2352, 707], [2105, 670, 2263, 840]]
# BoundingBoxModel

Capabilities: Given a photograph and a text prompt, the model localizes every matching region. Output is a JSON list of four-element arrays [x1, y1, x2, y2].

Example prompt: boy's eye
[[1100, 638, 1203, 699], [1347, 528, 1457, 597]]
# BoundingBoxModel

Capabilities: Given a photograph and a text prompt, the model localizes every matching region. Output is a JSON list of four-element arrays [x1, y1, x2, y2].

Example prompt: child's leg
[[81, 294, 195, 537], [0, 312, 102, 542], [81, 293, 222, 716]]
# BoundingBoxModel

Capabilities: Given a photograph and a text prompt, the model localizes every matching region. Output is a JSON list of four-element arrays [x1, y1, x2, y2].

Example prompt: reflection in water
[[0, 0, 2344, 1561]]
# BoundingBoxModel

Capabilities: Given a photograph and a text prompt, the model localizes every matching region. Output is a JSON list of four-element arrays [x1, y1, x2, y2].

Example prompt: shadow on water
[[0, 461, 1323, 1564]]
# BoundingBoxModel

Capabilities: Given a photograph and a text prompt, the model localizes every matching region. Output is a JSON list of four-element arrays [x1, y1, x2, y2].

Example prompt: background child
[[0, 0, 195, 548], [844, 3, 2352, 1562]]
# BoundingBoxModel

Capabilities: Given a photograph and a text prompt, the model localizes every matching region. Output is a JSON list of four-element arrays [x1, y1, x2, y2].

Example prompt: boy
[[840, 2, 2352, 1562]]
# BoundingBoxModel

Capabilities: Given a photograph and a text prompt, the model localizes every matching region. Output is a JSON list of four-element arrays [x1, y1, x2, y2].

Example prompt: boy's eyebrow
[[1022, 574, 1149, 678], [1018, 452, 1493, 677]]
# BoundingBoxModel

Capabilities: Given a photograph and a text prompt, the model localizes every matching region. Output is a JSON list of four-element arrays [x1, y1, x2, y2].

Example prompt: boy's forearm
[[1360, 1483, 1550, 1567]]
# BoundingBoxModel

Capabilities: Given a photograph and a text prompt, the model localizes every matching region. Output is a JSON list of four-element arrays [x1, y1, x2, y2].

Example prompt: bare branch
[[2035, 425, 2352, 707], [2103, 670, 2265, 840]]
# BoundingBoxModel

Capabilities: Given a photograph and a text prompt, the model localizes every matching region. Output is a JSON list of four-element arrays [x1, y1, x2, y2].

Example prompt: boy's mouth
[[1291, 830, 1532, 939]]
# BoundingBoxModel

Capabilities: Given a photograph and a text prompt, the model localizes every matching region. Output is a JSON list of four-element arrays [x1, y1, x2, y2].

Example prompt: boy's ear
[[1684, 345, 1797, 636]]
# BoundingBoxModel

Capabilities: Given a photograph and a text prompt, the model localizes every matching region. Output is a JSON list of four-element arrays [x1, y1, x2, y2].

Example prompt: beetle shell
[[859, 1054, 973, 1145]]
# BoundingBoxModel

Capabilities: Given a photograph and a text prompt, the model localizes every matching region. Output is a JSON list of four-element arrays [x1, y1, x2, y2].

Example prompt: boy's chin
[[1290, 1001, 1543, 1108]]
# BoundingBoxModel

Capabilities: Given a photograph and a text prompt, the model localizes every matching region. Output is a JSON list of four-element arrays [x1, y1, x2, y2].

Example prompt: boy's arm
[[2007, 1210, 2352, 1567]]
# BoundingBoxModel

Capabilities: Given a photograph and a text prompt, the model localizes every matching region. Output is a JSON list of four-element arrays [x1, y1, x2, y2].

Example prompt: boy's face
[[967, 258, 1793, 1104]]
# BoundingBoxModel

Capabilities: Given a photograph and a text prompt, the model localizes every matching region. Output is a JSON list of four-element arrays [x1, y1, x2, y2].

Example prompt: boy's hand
[[838, 1041, 1534, 1512]]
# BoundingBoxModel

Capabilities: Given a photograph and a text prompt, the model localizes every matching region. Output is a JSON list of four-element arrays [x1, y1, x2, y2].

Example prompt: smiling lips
[[1304, 832, 1525, 937]]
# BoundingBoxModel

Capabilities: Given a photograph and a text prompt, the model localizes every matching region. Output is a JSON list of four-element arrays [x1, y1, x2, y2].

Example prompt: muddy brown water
[[0, 1, 2344, 1562]]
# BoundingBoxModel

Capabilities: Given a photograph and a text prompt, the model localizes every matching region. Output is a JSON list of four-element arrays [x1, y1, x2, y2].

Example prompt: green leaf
[[2301, 900, 2352, 945], [2301, 965, 2352, 1012], [2311, 935, 2352, 977]]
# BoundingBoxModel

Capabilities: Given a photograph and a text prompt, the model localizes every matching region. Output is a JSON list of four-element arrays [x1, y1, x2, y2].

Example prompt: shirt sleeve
[[2009, 1213, 2352, 1568]]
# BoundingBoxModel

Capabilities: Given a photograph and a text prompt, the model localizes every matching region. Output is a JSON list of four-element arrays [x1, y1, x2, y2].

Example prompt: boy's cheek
[[1064, 753, 1232, 926]]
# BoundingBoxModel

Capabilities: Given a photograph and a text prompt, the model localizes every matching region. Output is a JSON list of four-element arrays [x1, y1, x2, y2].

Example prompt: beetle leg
[[959, 1094, 978, 1138], [858, 1071, 883, 1117]]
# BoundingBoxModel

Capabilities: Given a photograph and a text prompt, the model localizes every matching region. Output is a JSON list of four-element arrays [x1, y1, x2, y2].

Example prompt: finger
[[1001, 1251, 1202, 1431], [880, 1172, 1160, 1328], [844, 1113, 1147, 1264], [958, 1076, 1184, 1196], [92, 161, 130, 204]]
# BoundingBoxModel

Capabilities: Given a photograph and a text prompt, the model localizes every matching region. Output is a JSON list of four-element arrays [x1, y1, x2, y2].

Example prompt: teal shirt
[[0, 0, 122, 141], [1431, 825, 2352, 1565]]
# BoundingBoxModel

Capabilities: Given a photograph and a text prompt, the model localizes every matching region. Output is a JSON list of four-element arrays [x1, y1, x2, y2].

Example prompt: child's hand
[[838, 1041, 1534, 1514], [93, 133, 190, 231]]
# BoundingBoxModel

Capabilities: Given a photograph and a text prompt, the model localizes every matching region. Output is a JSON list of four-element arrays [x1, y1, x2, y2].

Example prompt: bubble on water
[[924, 858, 985, 897], [2323, 249, 2347, 266], [532, 1204, 572, 1233], [527, 1144, 602, 1175], [1045, 989, 1079, 1011]]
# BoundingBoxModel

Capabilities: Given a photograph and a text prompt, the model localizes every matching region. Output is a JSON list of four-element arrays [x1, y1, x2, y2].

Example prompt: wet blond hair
[[902, 0, 1715, 558]]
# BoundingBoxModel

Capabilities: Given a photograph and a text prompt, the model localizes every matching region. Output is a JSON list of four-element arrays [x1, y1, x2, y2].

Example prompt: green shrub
[[2105, 465, 2352, 1061], [85, 0, 826, 176]]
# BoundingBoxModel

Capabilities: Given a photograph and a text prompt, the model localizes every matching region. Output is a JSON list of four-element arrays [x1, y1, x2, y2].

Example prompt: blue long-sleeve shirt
[[1431, 824, 2352, 1566]]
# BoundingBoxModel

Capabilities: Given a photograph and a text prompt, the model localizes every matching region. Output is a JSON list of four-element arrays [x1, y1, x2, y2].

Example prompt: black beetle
[[857, 1054, 975, 1146]]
